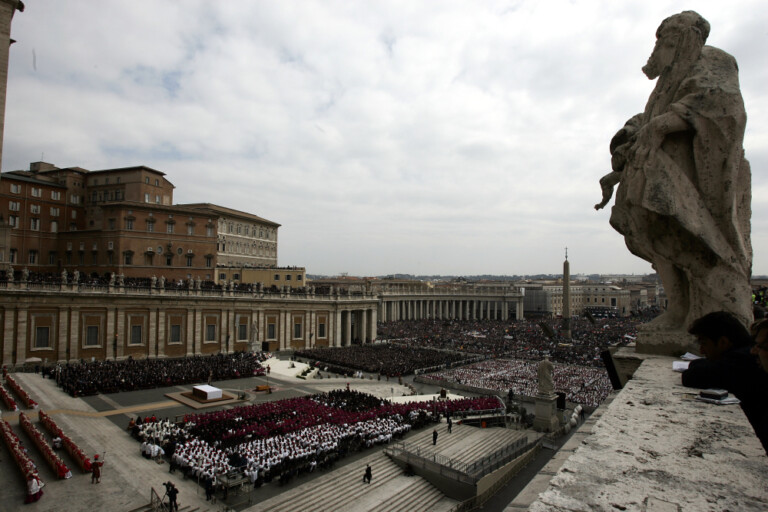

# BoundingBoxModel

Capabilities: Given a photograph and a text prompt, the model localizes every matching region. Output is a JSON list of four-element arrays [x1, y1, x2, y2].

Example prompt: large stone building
[[0, 162, 282, 283], [523, 280, 649, 318]]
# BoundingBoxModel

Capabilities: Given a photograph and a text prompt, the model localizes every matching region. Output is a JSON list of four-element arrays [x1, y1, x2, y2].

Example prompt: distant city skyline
[[3, 1, 766, 276]]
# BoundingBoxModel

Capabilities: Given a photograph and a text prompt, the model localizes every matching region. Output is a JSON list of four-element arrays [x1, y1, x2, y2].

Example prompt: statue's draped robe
[[610, 46, 752, 325]]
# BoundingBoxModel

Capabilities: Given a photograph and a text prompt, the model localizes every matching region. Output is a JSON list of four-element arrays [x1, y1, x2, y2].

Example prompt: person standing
[[432, 429, 438, 446], [91, 454, 103, 484], [447, 417, 452, 434], [363, 464, 372, 484], [167, 482, 179, 512]]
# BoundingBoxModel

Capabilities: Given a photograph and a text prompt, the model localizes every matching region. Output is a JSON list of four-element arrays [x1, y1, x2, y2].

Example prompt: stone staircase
[[399, 422, 529, 473], [247, 450, 458, 512], [248, 422, 528, 512]]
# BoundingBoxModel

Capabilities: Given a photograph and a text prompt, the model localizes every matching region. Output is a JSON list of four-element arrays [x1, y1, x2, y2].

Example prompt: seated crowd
[[52, 352, 268, 396], [376, 317, 644, 367], [295, 344, 472, 377], [130, 390, 502, 492], [421, 359, 612, 409]]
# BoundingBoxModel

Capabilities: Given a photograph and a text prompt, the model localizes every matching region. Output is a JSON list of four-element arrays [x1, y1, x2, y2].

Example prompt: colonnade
[[379, 296, 524, 322]]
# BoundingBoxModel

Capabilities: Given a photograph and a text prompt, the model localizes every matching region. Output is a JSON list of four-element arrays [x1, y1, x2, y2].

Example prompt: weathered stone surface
[[596, 11, 752, 354], [525, 351, 768, 512]]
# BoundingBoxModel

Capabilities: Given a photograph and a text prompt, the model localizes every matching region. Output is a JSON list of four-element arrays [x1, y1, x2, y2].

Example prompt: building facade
[[0, 162, 281, 283]]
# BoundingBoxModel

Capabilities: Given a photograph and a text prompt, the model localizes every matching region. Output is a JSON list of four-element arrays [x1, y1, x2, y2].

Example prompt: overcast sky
[[3, 1, 767, 277]]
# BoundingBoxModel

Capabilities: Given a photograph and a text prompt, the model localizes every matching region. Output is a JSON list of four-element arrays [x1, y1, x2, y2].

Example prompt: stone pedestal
[[635, 328, 697, 356], [533, 392, 560, 432]]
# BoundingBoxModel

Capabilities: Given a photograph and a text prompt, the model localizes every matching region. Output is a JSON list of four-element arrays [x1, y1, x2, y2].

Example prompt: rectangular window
[[28, 250, 37, 264], [166, 223, 174, 234], [186, 255, 193, 267], [206, 226, 213, 237], [166, 255, 172, 266], [267, 323, 276, 340], [318, 319, 327, 339], [70, 194, 80, 204], [9, 248, 16, 263], [71, 210, 77, 219], [220, 273, 226, 280], [108, 219, 115, 230], [48, 251, 56, 265], [147, 221, 154, 232], [170, 324, 181, 344], [205, 256, 212, 268], [206, 324, 216, 342], [31, 187, 41, 197], [187, 225, 194, 235], [8, 201, 19, 211], [51, 191, 61, 200], [274, 274, 280, 281], [10, 183, 20, 193], [30, 218, 40, 231], [124, 253, 133, 265], [50, 221, 58, 233], [85, 325, 99, 346], [50, 207, 60, 216], [144, 193, 150, 203], [125, 219, 134, 230], [294, 320, 302, 339], [286, 275, 292, 281], [35, 326, 50, 349], [238, 323, 248, 341], [130, 325, 143, 345], [30, 204, 40, 214], [8, 215, 18, 228]]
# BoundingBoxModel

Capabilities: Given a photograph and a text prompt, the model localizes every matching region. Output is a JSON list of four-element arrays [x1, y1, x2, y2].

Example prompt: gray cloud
[[4, 0, 767, 276]]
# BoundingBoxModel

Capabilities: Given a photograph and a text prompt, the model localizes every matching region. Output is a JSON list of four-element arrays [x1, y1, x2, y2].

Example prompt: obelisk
[[562, 248, 571, 339]]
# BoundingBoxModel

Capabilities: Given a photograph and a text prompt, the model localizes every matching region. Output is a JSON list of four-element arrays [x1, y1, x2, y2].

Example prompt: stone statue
[[118, 273, 125, 286], [73, 270, 80, 283], [596, 11, 752, 347], [21, 267, 28, 282], [159, 276, 165, 289], [109, 272, 115, 286], [537, 357, 554, 395], [61, 269, 68, 283], [151, 276, 157, 288]]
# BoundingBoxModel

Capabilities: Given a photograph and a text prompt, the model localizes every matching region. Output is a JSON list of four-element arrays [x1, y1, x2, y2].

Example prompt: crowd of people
[[295, 345, 472, 377], [376, 317, 643, 367], [51, 352, 267, 396], [130, 390, 502, 494], [421, 359, 612, 408]]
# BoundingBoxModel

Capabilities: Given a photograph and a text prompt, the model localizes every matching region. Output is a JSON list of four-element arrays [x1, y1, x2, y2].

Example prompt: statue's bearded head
[[642, 10, 710, 80]]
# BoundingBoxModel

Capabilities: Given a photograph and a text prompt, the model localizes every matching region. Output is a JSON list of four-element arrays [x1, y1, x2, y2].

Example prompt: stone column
[[226, 307, 235, 354], [345, 311, 352, 346], [335, 309, 343, 347], [370, 308, 377, 341], [15, 304, 27, 365], [280, 310, 288, 351], [57, 307, 68, 363], [2, 305, 13, 365], [111, 306, 122, 360], [361, 309, 368, 342], [153, 308, 163, 357], [69, 307, 80, 362], [190, 308, 200, 356]]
